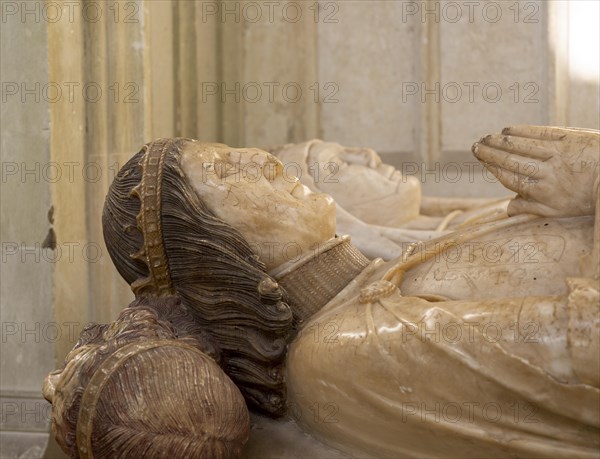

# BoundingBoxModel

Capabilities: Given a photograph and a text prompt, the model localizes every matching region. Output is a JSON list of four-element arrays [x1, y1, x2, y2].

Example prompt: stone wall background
[[1, 1, 598, 457]]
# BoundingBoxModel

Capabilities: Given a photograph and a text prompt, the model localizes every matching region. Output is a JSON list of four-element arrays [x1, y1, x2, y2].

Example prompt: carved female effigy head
[[102, 138, 297, 417]]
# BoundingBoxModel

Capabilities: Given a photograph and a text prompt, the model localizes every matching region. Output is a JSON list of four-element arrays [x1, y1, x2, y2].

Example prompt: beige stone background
[[1, 1, 598, 457]]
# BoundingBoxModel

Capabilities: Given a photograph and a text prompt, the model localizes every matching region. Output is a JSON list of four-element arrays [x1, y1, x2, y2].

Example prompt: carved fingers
[[472, 125, 600, 217], [506, 195, 555, 218], [478, 134, 555, 160], [501, 125, 573, 141], [472, 138, 544, 199], [502, 124, 600, 140]]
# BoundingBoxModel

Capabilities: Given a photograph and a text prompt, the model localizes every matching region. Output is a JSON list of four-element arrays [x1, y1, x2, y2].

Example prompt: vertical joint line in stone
[[424, 0, 441, 166]]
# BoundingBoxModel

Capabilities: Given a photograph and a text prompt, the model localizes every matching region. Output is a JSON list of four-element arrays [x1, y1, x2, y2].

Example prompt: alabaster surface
[[43, 126, 599, 459], [180, 142, 336, 271], [268, 139, 512, 260]]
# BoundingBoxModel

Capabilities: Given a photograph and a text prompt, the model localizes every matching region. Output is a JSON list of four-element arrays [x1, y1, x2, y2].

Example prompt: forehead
[[182, 141, 281, 167]]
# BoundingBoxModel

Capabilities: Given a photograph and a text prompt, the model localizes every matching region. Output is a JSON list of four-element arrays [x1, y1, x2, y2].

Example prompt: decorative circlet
[[129, 138, 176, 296]]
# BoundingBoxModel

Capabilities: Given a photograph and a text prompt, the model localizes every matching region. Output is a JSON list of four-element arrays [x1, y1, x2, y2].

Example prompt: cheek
[[322, 167, 389, 203], [318, 196, 337, 222], [303, 195, 337, 234], [265, 193, 334, 233], [221, 189, 293, 238]]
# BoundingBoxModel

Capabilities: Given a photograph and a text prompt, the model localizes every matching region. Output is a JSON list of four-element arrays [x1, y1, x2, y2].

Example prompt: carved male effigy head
[[268, 139, 422, 226], [102, 138, 336, 416]]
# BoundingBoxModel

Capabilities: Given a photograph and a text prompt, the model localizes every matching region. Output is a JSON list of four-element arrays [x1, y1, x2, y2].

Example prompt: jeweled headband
[[129, 138, 176, 296]]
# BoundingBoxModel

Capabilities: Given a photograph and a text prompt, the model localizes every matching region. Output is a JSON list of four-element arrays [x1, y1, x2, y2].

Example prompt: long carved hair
[[45, 296, 249, 458], [102, 138, 294, 416]]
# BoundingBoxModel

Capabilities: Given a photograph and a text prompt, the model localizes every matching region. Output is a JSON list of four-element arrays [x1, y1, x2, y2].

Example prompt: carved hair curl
[[49, 296, 249, 458], [102, 139, 294, 416]]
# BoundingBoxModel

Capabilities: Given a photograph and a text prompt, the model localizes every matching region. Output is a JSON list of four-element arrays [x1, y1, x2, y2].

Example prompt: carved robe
[[284, 214, 599, 458]]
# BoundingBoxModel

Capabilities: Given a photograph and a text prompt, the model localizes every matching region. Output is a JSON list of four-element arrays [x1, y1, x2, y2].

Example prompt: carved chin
[[289, 195, 336, 241]]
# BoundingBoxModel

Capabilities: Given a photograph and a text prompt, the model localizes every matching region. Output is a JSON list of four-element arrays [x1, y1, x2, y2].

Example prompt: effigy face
[[181, 142, 336, 270], [305, 141, 422, 226], [271, 140, 423, 227]]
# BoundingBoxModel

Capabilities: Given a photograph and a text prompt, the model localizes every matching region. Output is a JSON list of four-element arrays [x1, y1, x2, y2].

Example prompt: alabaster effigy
[[44, 126, 599, 458], [268, 139, 512, 260]]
